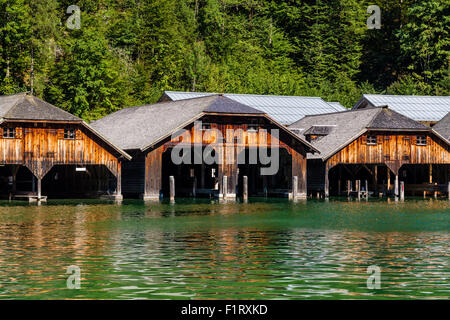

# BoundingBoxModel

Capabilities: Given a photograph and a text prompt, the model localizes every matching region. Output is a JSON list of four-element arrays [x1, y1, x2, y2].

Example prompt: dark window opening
[[248, 119, 258, 132], [416, 136, 427, 146], [201, 123, 211, 131], [3, 128, 15, 138], [64, 129, 76, 139], [367, 135, 377, 145]]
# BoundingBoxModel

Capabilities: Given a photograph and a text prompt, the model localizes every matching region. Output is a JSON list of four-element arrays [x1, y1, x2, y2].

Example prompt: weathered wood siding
[[143, 116, 308, 196], [327, 132, 449, 171], [0, 123, 121, 178]]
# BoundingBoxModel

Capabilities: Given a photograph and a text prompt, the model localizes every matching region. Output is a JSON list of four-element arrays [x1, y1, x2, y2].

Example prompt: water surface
[[0, 198, 448, 299]]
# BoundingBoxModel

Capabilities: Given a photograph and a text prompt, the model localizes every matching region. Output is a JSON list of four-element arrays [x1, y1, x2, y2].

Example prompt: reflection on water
[[0, 198, 448, 299]]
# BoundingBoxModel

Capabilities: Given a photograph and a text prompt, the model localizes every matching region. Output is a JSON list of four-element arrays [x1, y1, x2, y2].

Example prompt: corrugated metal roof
[[353, 94, 450, 122], [163, 91, 343, 125], [327, 102, 347, 111]]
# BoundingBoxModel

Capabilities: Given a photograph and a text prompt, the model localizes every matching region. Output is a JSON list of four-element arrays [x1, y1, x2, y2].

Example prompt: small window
[[64, 129, 76, 139], [367, 135, 377, 145], [416, 136, 427, 146], [3, 128, 15, 138], [248, 119, 258, 132], [201, 123, 211, 131]]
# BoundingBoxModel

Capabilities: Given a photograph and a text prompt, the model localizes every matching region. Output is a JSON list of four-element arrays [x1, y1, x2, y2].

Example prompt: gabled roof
[[161, 91, 345, 125], [92, 94, 319, 153], [432, 112, 450, 144], [0, 93, 131, 159], [0, 93, 80, 122], [353, 94, 450, 122], [289, 107, 430, 160]]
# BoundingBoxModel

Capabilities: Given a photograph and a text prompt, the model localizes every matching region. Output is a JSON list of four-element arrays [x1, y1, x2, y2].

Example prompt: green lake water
[[0, 198, 448, 300]]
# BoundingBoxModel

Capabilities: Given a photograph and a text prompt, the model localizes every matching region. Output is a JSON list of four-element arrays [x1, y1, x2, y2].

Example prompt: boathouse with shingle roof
[[0, 93, 130, 201], [289, 107, 449, 198], [92, 95, 318, 200]]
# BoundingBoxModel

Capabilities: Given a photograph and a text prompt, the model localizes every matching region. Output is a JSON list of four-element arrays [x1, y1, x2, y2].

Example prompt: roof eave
[[323, 128, 368, 162], [263, 114, 320, 154], [81, 122, 132, 160], [431, 129, 450, 146], [140, 112, 206, 153]]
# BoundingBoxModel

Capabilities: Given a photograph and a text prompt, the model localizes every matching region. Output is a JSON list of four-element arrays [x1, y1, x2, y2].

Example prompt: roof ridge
[[364, 93, 450, 98], [165, 90, 325, 100], [301, 107, 375, 119], [365, 107, 385, 128]]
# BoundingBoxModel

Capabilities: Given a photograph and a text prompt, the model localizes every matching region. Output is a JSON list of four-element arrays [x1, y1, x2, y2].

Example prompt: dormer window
[[303, 125, 334, 142], [3, 128, 15, 138], [416, 135, 427, 146], [64, 128, 76, 139]]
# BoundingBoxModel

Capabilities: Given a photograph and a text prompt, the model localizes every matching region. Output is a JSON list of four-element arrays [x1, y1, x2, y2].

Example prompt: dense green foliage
[[0, 0, 448, 120]]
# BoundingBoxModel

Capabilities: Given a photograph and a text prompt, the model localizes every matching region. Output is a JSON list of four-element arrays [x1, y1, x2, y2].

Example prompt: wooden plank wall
[[143, 116, 308, 197], [327, 132, 449, 170], [0, 123, 121, 179]]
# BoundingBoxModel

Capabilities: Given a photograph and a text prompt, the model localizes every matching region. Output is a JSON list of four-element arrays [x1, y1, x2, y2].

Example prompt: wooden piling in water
[[395, 175, 399, 201], [347, 180, 351, 197], [243, 176, 248, 201], [223, 175, 228, 199], [292, 176, 298, 200], [400, 181, 405, 201], [365, 180, 369, 200], [357, 180, 361, 200], [169, 176, 175, 202], [448, 182, 450, 200], [192, 177, 197, 198]]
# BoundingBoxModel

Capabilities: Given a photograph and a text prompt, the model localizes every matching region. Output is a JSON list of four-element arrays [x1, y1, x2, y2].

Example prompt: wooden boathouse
[[289, 106, 450, 198], [91, 95, 318, 200], [0, 93, 131, 201]]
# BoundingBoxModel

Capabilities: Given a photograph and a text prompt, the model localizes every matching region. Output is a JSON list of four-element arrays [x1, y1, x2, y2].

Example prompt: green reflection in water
[[0, 198, 448, 299]]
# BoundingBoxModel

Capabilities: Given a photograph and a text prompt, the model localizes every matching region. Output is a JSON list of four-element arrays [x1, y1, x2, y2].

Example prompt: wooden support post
[[192, 177, 197, 198], [169, 176, 175, 202], [434, 183, 438, 199], [222, 175, 228, 199], [116, 162, 122, 195], [292, 176, 298, 200], [357, 180, 361, 200], [448, 182, 450, 200], [429, 164, 433, 184], [263, 175, 268, 198], [347, 180, 351, 197], [365, 180, 369, 200], [400, 181, 405, 201], [37, 177, 42, 199], [387, 168, 391, 192], [374, 165, 378, 194], [324, 166, 329, 198], [395, 175, 399, 201], [243, 175, 248, 201]]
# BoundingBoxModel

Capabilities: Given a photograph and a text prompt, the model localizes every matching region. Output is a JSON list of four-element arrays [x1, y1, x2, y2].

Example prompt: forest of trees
[[0, 0, 448, 121]]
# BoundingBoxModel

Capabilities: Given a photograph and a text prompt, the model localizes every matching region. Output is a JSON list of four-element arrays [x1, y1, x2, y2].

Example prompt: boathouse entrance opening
[[325, 163, 449, 197], [160, 146, 294, 199], [41, 165, 116, 199], [237, 147, 292, 197], [161, 147, 219, 198], [0, 165, 34, 199]]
